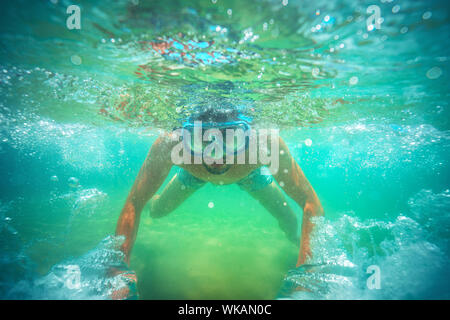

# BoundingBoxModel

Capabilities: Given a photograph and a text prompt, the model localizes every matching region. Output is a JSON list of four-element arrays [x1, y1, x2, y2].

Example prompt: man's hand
[[109, 268, 138, 300], [297, 236, 312, 266], [297, 201, 323, 266]]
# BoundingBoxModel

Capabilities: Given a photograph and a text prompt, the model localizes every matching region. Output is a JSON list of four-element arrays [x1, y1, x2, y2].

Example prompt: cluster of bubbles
[[7, 236, 137, 299], [278, 188, 449, 299]]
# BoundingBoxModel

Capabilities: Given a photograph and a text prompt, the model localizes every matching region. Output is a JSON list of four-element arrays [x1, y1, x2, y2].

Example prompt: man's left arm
[[272, 136, 324, 267]]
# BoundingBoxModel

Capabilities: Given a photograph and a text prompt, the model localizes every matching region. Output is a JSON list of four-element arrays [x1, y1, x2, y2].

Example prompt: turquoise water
[[0, 0, 449, 299]]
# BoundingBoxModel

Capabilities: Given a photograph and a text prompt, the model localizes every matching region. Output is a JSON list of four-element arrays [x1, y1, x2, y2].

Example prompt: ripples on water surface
[[0, 0, 449, 299]]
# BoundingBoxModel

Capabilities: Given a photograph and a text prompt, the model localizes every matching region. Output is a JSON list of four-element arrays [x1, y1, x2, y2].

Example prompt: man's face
[[201, 130, 233, 174], [181, 120, 250, 174]]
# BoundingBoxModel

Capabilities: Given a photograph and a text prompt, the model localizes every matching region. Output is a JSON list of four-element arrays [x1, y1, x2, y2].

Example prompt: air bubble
[[305, 138, 312, 147], [422, 11, 432, 20], [349, 76, 358, 85], [68, 177, 80, 188], [312, 68, 320, 77], [426, 67, 442, 80], [70, 55, 82, 65]]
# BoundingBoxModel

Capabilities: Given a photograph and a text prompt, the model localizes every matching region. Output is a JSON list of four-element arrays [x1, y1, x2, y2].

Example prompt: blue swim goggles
[[181, 118, 252, 158]]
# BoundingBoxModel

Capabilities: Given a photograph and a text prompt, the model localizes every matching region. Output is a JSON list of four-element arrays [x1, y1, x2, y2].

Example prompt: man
[[114, 105, 324, 290]]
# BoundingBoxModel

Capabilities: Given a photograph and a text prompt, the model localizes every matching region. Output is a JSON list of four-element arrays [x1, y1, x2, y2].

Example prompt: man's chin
[[203, 162, 230, 174]]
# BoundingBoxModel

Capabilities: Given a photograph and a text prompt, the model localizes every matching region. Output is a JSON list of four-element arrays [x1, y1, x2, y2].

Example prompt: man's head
[[188, 104, 242, 124], [182, 104, 252, 174]]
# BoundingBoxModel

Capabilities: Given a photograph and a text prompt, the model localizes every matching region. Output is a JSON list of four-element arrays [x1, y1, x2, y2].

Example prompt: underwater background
[[0, 0, 449, 299]]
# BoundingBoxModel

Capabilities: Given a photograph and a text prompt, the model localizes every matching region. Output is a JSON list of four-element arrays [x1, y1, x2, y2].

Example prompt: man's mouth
[[203, 162, 230, 175]]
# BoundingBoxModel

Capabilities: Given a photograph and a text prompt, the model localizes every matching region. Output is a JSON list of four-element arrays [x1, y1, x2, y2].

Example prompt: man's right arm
[[115, 135, 174, 264]]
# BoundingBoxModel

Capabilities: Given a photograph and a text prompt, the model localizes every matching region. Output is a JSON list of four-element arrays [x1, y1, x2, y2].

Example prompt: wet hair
[[189, 104, 241, 124]]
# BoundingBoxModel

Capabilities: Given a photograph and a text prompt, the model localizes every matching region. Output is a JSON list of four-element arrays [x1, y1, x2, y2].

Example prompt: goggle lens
[[182, 122, 250, 157]]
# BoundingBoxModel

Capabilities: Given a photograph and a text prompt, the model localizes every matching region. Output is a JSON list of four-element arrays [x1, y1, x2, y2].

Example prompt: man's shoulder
[[153, 132, 179, 150]]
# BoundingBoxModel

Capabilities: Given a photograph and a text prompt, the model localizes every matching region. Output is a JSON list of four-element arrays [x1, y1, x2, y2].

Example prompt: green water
[[0, 0, 449, 299]]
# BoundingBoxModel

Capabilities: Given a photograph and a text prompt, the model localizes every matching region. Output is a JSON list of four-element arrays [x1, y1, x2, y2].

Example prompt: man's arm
[[273, 136, 324, 267], [115, 135, 174, 264]]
